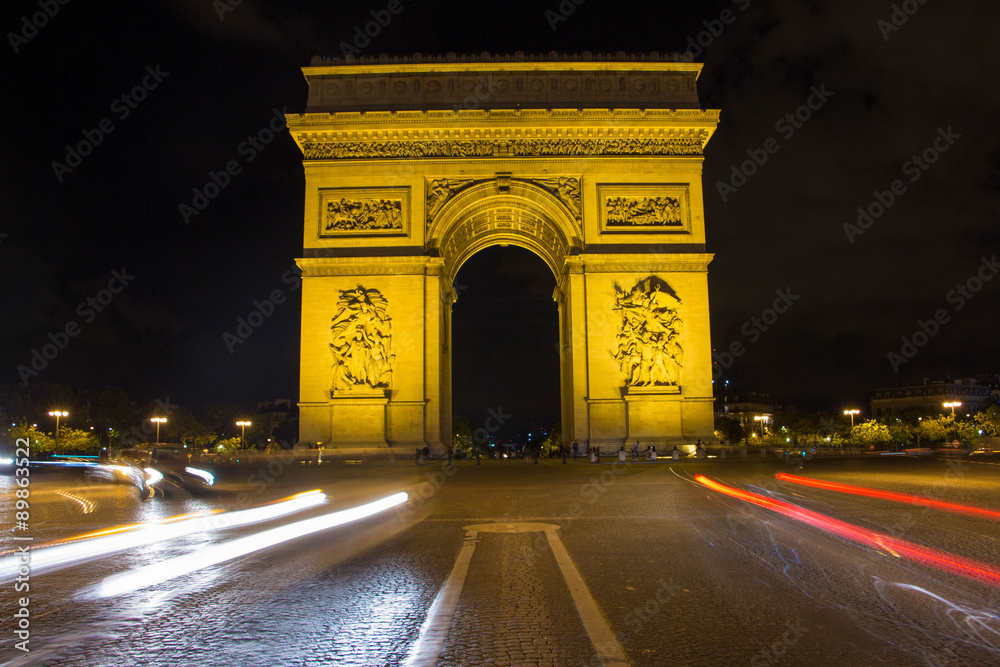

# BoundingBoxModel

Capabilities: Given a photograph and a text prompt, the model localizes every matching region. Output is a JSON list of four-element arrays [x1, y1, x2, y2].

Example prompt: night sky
[[2, 0, 998, 428]]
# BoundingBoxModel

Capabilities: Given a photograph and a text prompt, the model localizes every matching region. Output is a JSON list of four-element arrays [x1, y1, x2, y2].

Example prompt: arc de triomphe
[[286, 53, 719, 453]]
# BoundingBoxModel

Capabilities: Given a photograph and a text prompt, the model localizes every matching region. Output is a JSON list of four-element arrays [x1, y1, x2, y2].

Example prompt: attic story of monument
[[286, 53, 720, 452]]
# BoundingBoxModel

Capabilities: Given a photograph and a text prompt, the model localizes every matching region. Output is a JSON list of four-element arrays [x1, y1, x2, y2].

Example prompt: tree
[[452, 415, 474, 457], [714, 416, 744, 444], [88, 386, 139, 447], [200, 403, 247, 441], [170, 407, 215, 449], [53, 428, 100, 454], [214, 437, 243, 454], [539, 422, 562, 456], [851, 419, 892, 448], [919, 415, 955, 444], [974, 407, 1000, 437], [7, 426, 54, 455], [272, 417, 299, 447], [887, 420, 915, 446]]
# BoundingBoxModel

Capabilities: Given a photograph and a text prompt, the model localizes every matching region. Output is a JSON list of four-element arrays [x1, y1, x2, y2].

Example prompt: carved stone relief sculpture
[[606, 196, 682, 227], [330, 286, 394, 390], [324, 198, 404, 232], [611, 277, 683, 387]]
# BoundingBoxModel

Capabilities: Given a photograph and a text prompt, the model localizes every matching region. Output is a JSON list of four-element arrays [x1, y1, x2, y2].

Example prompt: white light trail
[[0, 491, 327, 581], [92, 492, 408, 599], [184, 467, 215, 486]]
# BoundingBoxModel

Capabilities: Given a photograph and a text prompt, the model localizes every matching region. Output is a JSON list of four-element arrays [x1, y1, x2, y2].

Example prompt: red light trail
[[775, 472, 1000, 521], [694, 474, 1000, 589]]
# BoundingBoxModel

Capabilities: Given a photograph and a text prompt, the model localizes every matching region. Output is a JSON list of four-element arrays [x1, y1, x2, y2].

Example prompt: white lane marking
[[544, 527, 630, 666], [404, 531, 479, 667], [407, 522, 629, 666]]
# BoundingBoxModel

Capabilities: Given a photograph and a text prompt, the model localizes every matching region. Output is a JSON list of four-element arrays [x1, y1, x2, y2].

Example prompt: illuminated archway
[[288, 54, 720, 452]]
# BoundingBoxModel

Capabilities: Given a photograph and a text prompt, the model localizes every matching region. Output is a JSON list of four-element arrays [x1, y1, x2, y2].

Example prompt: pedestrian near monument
[[631, 440, 639, 461]]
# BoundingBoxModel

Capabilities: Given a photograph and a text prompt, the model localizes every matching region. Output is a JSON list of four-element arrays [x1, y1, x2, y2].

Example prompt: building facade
[[871, 378, 993, 418]]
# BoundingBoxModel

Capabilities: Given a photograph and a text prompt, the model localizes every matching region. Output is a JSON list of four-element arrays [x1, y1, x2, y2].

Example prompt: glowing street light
[[150, 417, 167, 444], [844, 409, 860, 428], [943, 401, 962, 416], [48, 411, 68, 443], [753, 415, 767, 436], [236, 421, 252, 449]]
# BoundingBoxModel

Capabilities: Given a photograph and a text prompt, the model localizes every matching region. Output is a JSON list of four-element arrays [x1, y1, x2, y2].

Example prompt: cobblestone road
[[3, 456, 1000, 665]]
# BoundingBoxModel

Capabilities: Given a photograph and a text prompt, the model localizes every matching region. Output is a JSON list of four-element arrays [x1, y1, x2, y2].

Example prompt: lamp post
[[943, 401, 962, 417], [844, 409, 860, 428], [236, 421, 251, 450], [150, 417, 167, 444], [48, 411, 68, 444]]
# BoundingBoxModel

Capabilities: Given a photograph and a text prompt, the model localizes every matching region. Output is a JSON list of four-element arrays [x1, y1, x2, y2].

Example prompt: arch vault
[[287, 53, 720, 452]]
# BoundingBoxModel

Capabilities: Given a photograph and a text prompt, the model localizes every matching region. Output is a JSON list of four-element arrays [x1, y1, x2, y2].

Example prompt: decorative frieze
[[598, 184, 691, 234], [318, 187, 410, 237], [302, 137, 705, 161]]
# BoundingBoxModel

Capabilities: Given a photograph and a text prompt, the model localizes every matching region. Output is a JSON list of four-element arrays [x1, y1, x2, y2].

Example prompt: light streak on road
[[185, 467, 215, 485], [55, 490, 96, 514], [694, 474, 1000, 589], [775, 472, 1000, 521], [0, 491, 327, 581], [90, 492, 409, 599]]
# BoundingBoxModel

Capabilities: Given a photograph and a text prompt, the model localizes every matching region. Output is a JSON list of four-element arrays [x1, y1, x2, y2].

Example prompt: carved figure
[[427, 179, 476, 223], [535, 177, 582, 215], [606, 196, 683, 227], [611, 278, 683, 387], [330, 286, 393, 389], [325, 198, 403, 232]]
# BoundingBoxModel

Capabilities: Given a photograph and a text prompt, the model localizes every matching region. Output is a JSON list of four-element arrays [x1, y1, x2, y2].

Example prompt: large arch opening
[[451, 245, 560, 458]]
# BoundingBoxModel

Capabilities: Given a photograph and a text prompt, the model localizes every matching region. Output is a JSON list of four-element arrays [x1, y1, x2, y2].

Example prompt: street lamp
[[236, 421, 251, 450], [48, 411, 68, 444], [844, 409, 860, 428], [150, 417, 167, 444], [943, 401, 962, 416], [753, 415, 766, 437]]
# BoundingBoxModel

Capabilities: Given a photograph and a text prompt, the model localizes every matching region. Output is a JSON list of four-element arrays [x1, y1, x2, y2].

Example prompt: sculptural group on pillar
[[612, 277, 683, 387], [330, 286, 394, 390]]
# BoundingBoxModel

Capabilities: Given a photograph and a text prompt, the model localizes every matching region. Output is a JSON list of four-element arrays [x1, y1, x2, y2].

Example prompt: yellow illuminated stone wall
[[287, 55, 720, 451]]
